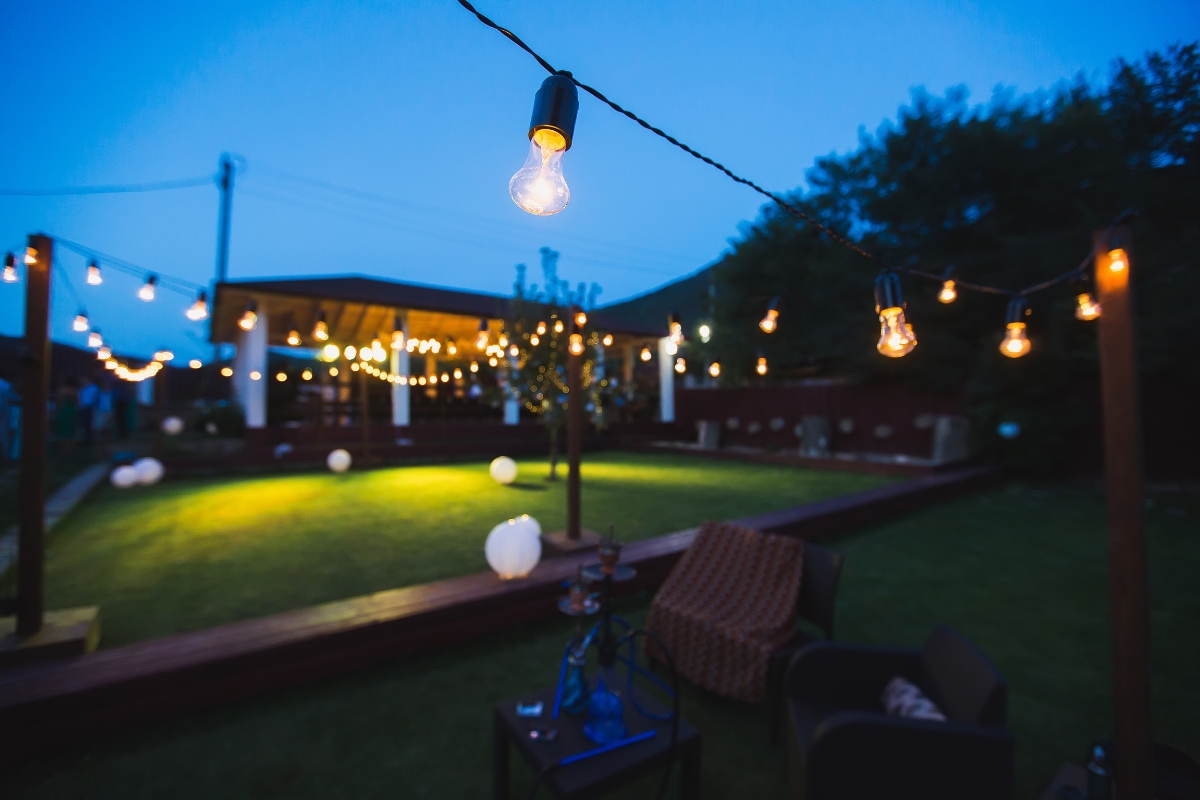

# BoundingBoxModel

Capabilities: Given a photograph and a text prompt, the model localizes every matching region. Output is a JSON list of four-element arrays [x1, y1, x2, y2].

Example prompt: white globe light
[[489, 456, 518, 485], [110, 465, 139, 488], [133, 457, 164, 485], [327, 448, 352, 473], [485, 514, 542, 580], [161, 416, 184, 435]]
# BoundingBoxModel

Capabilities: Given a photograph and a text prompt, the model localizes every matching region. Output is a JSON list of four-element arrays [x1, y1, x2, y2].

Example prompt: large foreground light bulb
[[1000, 298, 1031, 358], [510, 129, 569, 215], [877, 308, 917, 357], [510, 73, 579, 216]]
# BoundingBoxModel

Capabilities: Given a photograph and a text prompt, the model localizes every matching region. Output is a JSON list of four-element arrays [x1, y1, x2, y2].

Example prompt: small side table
[[494, 686, 702, 800]]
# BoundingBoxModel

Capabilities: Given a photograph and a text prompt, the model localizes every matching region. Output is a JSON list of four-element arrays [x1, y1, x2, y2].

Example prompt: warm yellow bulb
[[554, 319, 564, 334], [286, 330, 301, 346], [876, 307, 917, 358], [418, 375, 427, 385], [87, 331, 103, 348], [187, 297, 209, 321], [86, 263, 102, 285], [1000, 322, 1031, 358], [154, 350, 174, 361], [323, 344, 339, 360], [24, 247, 37, 265], [343, 345, 357, 360], [138, 281, 157, 302], [237, 310, 257, 330], [938, 280, 957, 304], [250, 370, 262, 380], [509, 345, 520, 357], [221, 366, 233, 377], [453, 368, 463, 379], [313, 320, 329, 341], [97, 346, 112, 360], [640, 346, 652, 362], [2, 264, 16, 283], [510, 128, 569, 215], [447, 341, 457, 355], [351, 362, 360, 372], [708, 361, 721, 378], [759, 309, 779, 333], [190, 359, 202, 369], [1076, 293, 1101, 321], [1108, 248, 1127, 273], [756, 357, 768, 375], [470, 361, 479, 373], [441, 372, 449, 382], [674, 357, 686, 374], [602, 333, 613, 347], [301, 369, 313, 380], [536, 321, 547, 335], [530, 334, 540, 346], [105, 360, 117, 370], [488, 357, 499, 367], [275, 372, 287, 382], [329, 367, 338, 377], [569, 333, 584, 356], [73, 314, 89, 332], [575, 311, 587, 327]]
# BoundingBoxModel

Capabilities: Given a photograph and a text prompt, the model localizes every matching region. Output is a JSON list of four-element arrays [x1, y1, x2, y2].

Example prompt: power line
[[454, 0, 1101, 300], [0, 176, 213, 196], [51, 237, 206, 295]]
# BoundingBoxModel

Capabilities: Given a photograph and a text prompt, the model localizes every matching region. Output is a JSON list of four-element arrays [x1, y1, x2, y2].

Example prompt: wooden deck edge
[[0, 465, 998, 763], [621, 442, 967, 478]]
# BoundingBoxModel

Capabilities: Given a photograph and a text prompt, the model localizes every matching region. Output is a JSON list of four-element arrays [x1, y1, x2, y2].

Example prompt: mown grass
[[41, 451, 889, 645]]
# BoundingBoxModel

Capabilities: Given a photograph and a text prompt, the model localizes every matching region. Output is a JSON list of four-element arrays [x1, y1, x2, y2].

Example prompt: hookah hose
[[526, 628, 680, 800]]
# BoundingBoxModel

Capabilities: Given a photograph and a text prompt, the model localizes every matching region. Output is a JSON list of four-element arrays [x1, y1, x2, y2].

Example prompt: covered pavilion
[[210, 275, 673, 434]]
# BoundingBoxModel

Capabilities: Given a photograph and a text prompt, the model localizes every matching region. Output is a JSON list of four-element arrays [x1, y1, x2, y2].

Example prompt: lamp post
[[566, 308, 583, 542], [1094, 226, 1152, 800]]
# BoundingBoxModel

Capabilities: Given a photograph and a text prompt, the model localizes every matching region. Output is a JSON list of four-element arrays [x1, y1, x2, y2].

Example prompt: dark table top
[[495, 685, 701, 798]]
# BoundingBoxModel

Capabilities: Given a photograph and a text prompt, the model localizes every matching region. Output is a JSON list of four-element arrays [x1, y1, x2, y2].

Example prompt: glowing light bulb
[[87, 330, 103, 348], [756, 356, 768, 375], [237, 301, 257, 331], [1076, 293, 1102, 320], [640, 347, 652, 362], [510, 345, 520, 357], [447, 340, 457, 355], [154, 350, 174, 362], [1108, 248, 1127, 273], [275, 372, 287, 382], [668, 315, 684, 345], [138, 275, 157, 301], [3, 253, 16, 283], [97, 346, 111, 360], [313, 313, 329, 341], [568, 333, 584, 356], [86, 260, 102, 285], [554, 319, 564, 334], [476, 330, 489, 350], [938, 280, 957, 304], [24, 247, 37, 265], [488, 357, 499, 367], [287, 329, 301, 346], [470, 361, 479, 373], [876, 308, 917, 357], [759, 308, 778, 333], [321, 344, 338, 360], [329, 367, 338, 377], [441, 372, 449, 382], [221, 366, 233, 377], [708, 361, 721, 378], [372, 340, 386, 362], [674, 357, 686, 374], [343, 345, 357, 360], [73, 313, 89, 332], [453, 368, 463, 380], [351, 363, 360, 372], [105, 360, 117, 370], [699, 324, 711, 343], [602, 333, 613, 347], [498, 334, 508, 348], [187, 292, 209, 321], [510, 129, 570, 215], [574, 311, 587, 327], [536, 321, 547, 335], [190, 360, 203, 369], [530, 334, 540, 346], [665, 341, 678, 356], [1000, 322, 1031, 358]]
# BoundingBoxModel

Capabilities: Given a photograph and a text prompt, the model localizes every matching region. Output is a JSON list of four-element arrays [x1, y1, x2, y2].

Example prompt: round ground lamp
[[327, 449, 352, 473], [485, 515, 542, 579], [489, 456, 518, 485], [133, 457, 164, 486]]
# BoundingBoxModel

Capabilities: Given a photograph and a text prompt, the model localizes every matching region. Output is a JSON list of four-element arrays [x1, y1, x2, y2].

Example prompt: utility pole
[[1094, 226, 1152, 800], [215, 154, 234, 284], [17, 234, 52, 635]]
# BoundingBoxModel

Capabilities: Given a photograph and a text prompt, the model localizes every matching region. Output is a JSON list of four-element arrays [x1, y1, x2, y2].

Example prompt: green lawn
[[2, 481, 1195, 799], [41, 452, 890, 646]]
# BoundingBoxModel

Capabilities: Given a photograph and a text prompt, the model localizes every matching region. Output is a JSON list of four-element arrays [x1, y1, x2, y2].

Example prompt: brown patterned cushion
[[646, 521, 805, 704]]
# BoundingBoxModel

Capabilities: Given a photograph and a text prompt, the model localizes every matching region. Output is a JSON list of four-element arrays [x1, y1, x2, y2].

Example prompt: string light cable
[[0, 175, 214, 196], [51, 236, 206, 298], [455, 0, 1123, 305]]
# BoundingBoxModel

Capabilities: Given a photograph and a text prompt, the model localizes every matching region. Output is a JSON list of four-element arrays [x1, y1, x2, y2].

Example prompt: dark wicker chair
[[768, 541, 843, 743], [784, 625, 1014, 799]]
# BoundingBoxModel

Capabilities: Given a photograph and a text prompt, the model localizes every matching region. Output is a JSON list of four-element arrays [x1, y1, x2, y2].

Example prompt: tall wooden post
[[17, 234, 52, 635], [566, 313, 582, 541], [1094, 227, 1153, 800], [359, 364, 371, 463]]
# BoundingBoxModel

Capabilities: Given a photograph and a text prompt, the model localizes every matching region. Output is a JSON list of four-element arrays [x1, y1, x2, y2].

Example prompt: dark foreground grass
[[2, 482, 1195, 799], [40, 452, 888, 646]]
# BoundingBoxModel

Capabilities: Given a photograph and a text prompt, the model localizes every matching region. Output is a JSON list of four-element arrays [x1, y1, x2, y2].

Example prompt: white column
[[657, 337, 674, 423], [233, 304, 268, 428], [391, 313, 409, 426], [501, 356, 519, 425]]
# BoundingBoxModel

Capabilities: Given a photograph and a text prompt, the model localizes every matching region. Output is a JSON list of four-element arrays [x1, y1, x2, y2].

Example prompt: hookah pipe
[[528, 539, 681, 800]]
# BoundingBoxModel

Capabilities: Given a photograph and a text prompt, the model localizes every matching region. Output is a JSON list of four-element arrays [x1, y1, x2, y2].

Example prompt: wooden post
[[153, 366, 166, 457], [567, 310, 582, 541], [359, 364, 371, 464], [1093, 227, 1153, 800], [17, 234, 52, 636]]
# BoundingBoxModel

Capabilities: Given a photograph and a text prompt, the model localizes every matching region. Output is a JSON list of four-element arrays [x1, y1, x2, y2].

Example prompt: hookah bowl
[[583, 669, 627, 744]]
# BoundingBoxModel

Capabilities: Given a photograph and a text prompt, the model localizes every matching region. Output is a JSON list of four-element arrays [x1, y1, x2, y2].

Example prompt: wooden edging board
[[0, 465, 998, 763]]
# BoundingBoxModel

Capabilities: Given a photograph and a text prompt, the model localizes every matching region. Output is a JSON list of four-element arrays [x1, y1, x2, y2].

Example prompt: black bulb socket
[[528, 72, 579, 150], [874, 271, 905, 314]]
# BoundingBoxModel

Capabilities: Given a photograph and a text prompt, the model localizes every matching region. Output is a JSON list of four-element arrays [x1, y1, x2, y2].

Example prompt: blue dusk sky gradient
[[1, 0, 1197, 362]]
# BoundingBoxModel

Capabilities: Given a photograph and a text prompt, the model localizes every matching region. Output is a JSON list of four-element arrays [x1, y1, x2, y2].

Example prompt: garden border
[[0, 465, 997, 764]]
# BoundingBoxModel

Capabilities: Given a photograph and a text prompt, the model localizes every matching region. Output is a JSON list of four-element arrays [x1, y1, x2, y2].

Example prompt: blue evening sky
[[1, 0, 1196, 362]]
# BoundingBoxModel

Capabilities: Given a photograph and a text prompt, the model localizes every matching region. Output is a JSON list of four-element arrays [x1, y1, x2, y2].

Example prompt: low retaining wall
[[0, 465, 997, 763]]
